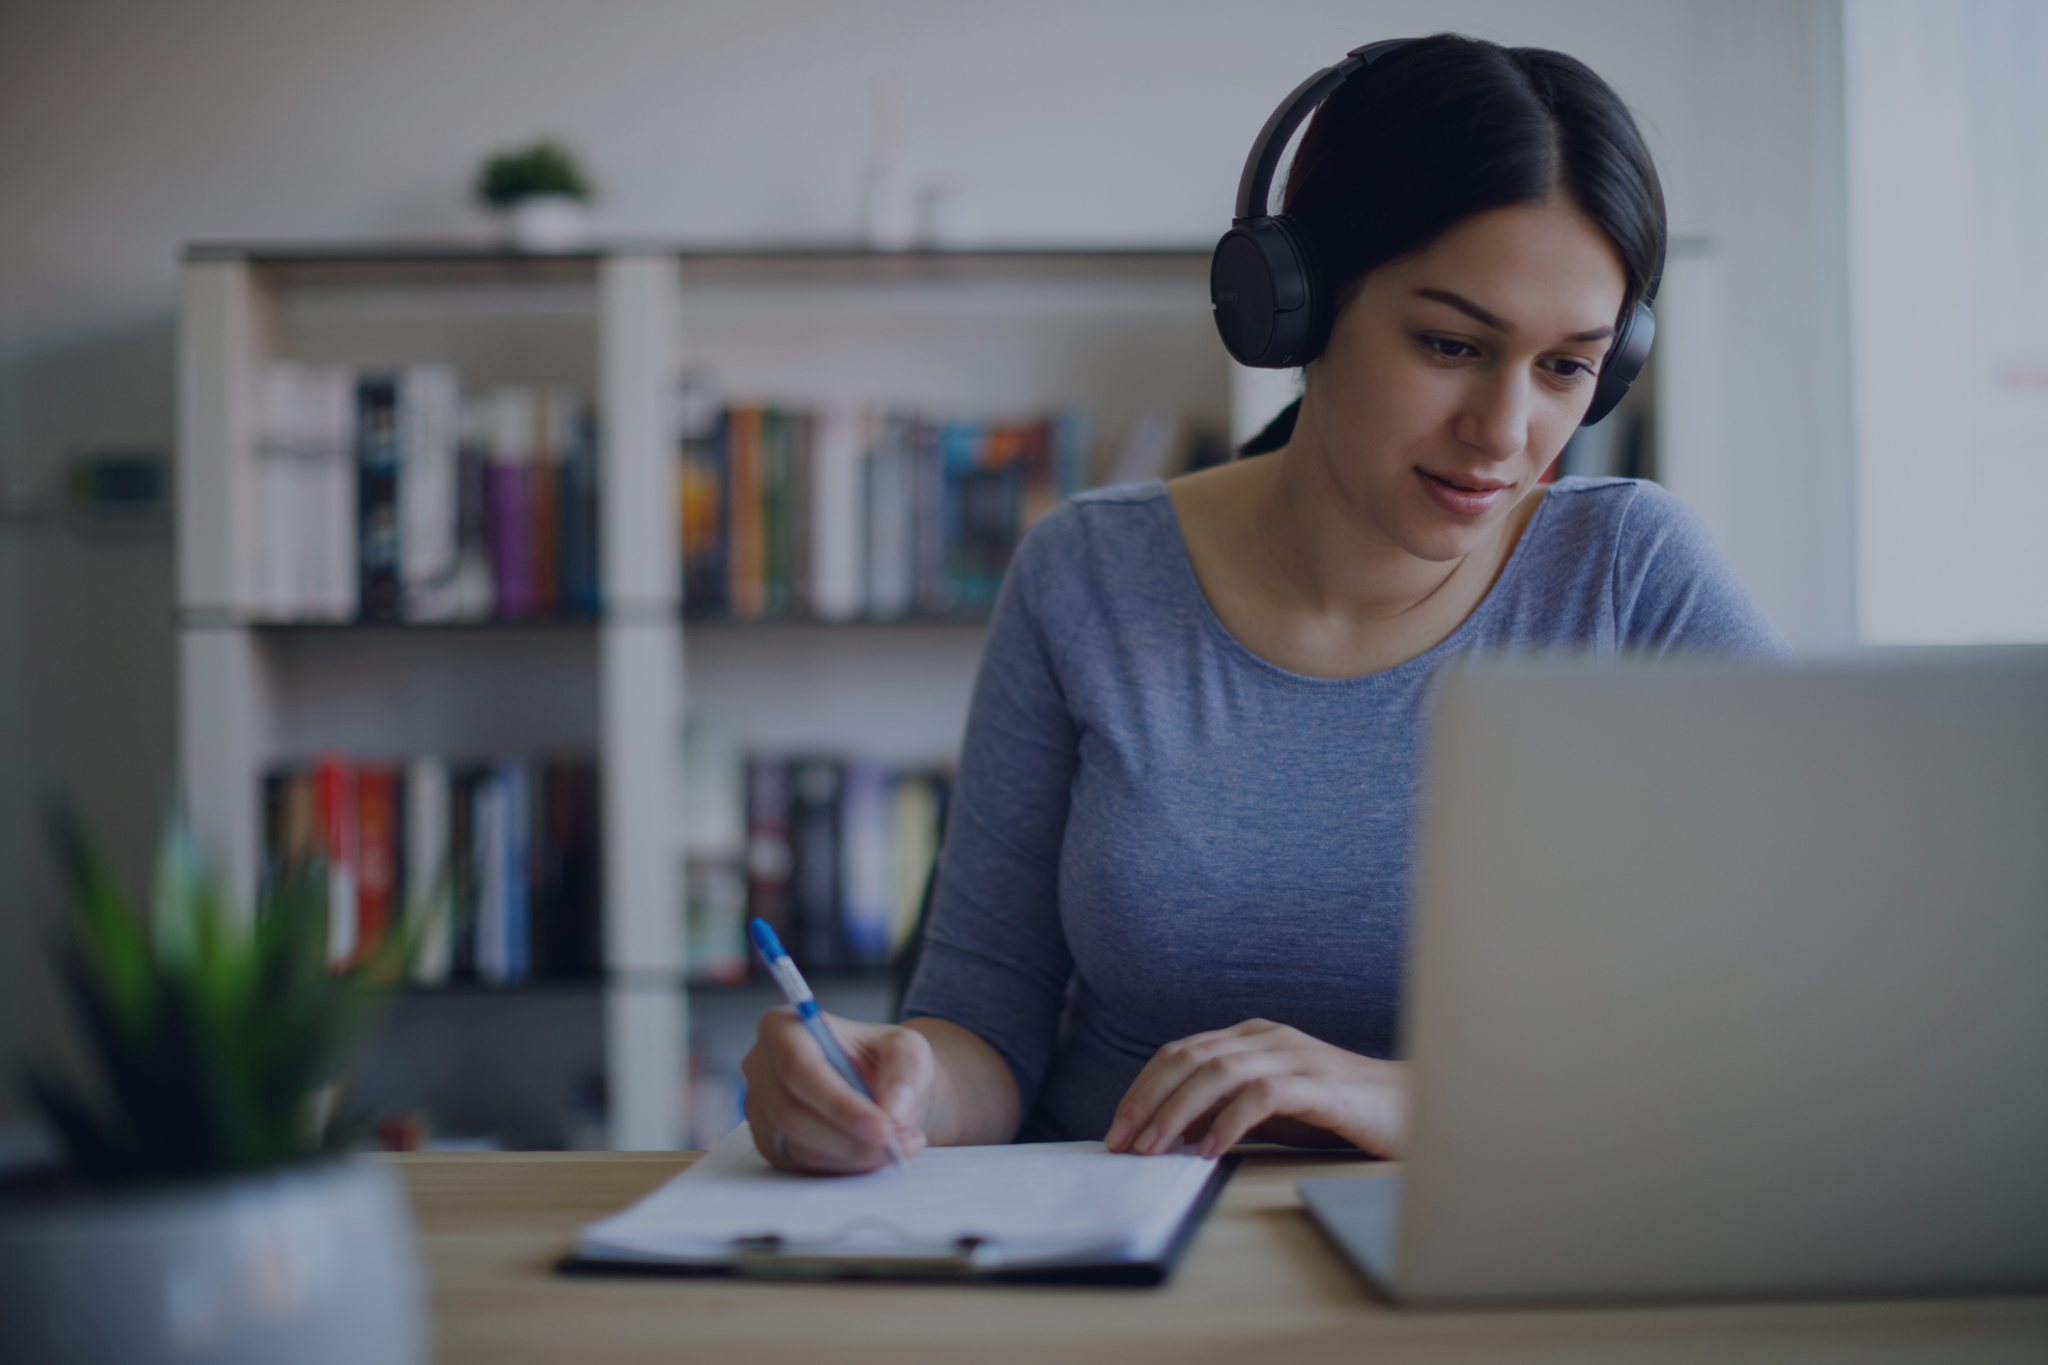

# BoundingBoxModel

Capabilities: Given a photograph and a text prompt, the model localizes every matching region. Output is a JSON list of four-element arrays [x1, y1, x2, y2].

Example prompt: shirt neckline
[[1147, 477, 1556, 687]]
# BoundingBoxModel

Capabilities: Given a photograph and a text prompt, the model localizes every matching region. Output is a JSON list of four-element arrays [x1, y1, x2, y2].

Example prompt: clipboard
[[557, 1125, 1240, 1286]]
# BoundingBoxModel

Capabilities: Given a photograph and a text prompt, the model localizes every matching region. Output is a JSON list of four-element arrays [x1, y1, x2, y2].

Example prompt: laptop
[[1301, 654, 2048, 1306]]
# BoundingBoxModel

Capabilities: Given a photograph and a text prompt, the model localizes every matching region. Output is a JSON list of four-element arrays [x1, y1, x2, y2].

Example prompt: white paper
[[576, 1124, 1219, 1270]]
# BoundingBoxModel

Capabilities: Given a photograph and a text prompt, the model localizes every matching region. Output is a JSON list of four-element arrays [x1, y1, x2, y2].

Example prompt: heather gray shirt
[[902, 476, 1796, 1143]]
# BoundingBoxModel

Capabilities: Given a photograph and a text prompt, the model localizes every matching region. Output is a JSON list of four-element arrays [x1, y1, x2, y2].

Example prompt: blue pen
[[749, 918, 909, 1170]]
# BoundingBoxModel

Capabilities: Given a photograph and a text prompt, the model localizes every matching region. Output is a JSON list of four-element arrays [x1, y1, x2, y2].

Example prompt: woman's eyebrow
[[1414, 288, 1616, 343]]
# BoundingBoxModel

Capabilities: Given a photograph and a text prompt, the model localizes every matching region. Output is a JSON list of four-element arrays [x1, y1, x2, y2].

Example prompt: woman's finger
[[1131, 1047, 1285, 1154], [1106, 1021, 1294, 1151], [1195, 1074, 1304, 1158]]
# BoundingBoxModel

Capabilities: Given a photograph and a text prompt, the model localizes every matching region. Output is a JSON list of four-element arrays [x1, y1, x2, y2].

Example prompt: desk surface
[[388, 1149, 2048, 1365]]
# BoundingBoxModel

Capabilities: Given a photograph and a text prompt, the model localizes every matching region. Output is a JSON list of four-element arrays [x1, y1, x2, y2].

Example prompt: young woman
[[741, 34, 1794, 1172]]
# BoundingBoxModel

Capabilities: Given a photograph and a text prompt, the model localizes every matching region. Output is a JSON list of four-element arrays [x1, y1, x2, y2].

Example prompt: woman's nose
[[1453, 369, 1530, 463]]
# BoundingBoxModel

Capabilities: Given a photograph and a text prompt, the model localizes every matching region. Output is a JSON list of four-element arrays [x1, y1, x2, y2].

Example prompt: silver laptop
[[1302, 654, 2048, 1306]]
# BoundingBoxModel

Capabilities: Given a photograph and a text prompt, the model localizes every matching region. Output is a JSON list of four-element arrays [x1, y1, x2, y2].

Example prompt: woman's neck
[[1167, 441, 1542, 680]]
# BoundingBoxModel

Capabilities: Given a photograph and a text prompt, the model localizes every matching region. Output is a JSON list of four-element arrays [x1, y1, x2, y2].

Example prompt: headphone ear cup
[[1211, 216, 1323, 367], [1582, 299, 1656, 427]]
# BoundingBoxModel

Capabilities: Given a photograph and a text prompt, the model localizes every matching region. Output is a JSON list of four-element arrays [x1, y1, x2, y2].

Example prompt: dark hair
[[1239, 34, 1666, 455]]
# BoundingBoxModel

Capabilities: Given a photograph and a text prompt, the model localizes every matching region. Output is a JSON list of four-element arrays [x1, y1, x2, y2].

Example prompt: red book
[[312, 753, 358, 967], [355, 764, 400, 961]]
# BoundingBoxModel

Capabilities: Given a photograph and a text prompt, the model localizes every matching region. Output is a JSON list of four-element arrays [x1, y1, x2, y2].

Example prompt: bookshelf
[[175, 242, 1225, 1151]]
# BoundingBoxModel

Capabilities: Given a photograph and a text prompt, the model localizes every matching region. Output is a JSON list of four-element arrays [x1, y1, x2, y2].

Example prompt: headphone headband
[[1234, 39, 1415, 222]]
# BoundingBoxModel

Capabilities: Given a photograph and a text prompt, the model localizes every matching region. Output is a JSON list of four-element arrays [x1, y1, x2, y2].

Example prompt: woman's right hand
[[740, 1007, 933, 1173]]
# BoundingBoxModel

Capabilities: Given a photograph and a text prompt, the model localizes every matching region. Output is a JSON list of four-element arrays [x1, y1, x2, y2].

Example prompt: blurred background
[[0, 0, 2039, 1157]]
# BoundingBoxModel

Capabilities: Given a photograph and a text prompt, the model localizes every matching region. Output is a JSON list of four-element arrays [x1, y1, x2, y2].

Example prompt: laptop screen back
[[1395, 657, 2048, 1304]]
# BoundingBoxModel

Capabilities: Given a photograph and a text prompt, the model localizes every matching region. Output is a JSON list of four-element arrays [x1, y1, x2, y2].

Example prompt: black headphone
[[1210, 38, 1657, 428]]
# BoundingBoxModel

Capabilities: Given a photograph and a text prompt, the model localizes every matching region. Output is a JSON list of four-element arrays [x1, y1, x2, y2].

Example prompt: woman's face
[[1299, 198, 1629, 564]]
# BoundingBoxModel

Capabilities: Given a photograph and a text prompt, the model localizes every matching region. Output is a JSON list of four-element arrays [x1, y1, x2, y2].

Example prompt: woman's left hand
[[1103, 1019, 1407, 1160]]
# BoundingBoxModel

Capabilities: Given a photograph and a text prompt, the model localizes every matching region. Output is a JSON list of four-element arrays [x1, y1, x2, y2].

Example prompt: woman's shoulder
[[1521, 476, 1795, 660], [1524, 475, 1708, 561], [1010, 480, 1183, 594]]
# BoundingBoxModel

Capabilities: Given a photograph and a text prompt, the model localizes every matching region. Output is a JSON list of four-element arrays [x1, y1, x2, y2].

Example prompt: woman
[[742, 34, 1794, 1172]]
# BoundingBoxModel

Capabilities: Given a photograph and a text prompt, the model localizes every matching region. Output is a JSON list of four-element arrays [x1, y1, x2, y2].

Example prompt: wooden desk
[[388, 1150, 2048, 1364]]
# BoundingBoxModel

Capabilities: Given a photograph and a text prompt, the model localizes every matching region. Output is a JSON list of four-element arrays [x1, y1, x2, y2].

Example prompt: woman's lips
[[1417, 467, 1510, 516]]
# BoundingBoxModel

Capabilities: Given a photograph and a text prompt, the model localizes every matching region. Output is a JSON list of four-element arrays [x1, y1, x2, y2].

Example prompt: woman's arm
[[740, 507, 1090, 1170]]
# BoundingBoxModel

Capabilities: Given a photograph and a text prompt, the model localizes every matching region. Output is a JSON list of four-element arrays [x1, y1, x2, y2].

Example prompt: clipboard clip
[[731, 1233, 1003, 1279]]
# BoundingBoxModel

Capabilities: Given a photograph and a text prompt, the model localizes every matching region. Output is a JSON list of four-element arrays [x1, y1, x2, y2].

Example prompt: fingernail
[[1136, 1125, 1159, 1153], [883, 1083, 913, 1119], [1105, 1118, 1128, 1149]]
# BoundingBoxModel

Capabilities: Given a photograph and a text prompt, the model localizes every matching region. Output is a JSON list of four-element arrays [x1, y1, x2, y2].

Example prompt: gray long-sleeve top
[[902, 476, 1797, 1143]]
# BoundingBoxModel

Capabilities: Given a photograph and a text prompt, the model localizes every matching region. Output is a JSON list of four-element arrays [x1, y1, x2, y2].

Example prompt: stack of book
[[679, 402, 1093, 620], [253, 361, 599, 623], [679, 731, 950, 982], [261, 752, 602, 985]]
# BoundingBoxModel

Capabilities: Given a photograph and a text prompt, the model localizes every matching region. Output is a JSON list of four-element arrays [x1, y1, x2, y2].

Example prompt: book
[[499, 759, 532, 983], [744, 757, 792, 957], [312, 753, 357, 966], [865, 412, 916, 618], [565, 1123, 1233, 1283], [558, 403, 601, 616], [538, 757, 602, 977], [356, 376, 404, 620], [407, 756, 453, 985], [890, 770, 942, 954], [839, 761, 895, 967], [810, 406, 867, 621], [785, 758, 843, 971], [728, 407, 766, 618], [484, 387, 537, 619], [354, 764, 400, 961], [680, 405, 729, 615], [473, 769, 509, 983], [398, 366, 462, 620]]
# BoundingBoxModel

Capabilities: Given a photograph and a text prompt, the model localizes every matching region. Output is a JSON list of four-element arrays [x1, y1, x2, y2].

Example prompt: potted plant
[[0, 809, 428, 1364], [474, 139, 595, 252]]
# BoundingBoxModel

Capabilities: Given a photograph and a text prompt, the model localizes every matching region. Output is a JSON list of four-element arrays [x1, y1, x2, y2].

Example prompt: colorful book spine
[[681, 407, 729, 615], [745, 757, 792, 950], [485, 388, 537, 619], [313, 753, 357, 966], [356, 376, 404, 620], [762, 407, 791, 616], [354, 764, 400, 961]]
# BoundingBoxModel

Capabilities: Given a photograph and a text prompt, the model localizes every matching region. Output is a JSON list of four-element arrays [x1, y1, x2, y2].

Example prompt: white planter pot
[[0, 1157, 426, 1364], [502, 195, 590, 252]]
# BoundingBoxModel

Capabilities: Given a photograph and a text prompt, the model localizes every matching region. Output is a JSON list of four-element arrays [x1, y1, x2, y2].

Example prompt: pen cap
[[748, 917, 788, 962]]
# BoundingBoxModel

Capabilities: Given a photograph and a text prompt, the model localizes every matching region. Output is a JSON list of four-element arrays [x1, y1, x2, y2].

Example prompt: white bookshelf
[[175, 243, 1228, 1151]]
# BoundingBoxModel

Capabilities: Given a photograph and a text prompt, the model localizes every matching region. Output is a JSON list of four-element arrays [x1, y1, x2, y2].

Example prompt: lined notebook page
[[577, 1123, 1220, 1269]]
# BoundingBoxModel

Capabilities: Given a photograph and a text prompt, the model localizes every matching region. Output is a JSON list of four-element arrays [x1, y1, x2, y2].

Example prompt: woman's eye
[[1545, 357, 1595, 381], [1421, 335, 1477, 360]]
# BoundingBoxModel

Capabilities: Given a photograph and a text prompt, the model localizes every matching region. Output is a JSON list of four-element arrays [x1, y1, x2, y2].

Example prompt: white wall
[[0, 0, 1854, 1126]]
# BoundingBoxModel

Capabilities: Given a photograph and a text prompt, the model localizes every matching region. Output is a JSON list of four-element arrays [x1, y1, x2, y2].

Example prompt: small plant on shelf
[[473, 139, 593, 210], [473, 139, 595, 252]]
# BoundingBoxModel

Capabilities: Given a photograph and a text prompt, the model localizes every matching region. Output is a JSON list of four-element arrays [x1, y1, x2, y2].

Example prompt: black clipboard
[[556, 1154, 1238, 1287]]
